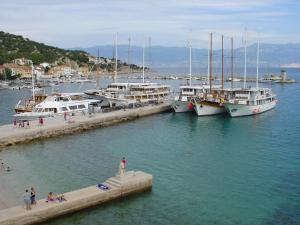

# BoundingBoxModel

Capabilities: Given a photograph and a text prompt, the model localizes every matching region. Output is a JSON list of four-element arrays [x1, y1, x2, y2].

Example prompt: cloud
[[0, 0, 299, 48]]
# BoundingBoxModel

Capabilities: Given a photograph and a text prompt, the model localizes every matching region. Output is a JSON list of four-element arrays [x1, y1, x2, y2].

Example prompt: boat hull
[[194, 101, 226, 116], [225, 100, 276, 117], [172, 100, 194, 113]]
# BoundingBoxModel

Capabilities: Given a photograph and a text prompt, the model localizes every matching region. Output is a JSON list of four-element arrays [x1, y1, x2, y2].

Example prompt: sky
[[1, 0, 300, 49]]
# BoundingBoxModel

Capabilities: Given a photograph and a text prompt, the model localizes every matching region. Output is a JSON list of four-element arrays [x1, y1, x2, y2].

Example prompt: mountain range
[[74, 43, 300, 70]]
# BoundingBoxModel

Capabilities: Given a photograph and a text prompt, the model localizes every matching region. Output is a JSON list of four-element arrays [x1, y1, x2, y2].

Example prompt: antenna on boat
[[243, 29, 247, 89], [256, 36, 260, 89], [142, 39, 145, 83], [231, 37, 234, 89], [31, 61, 35, 102], [209, 32, 213, 92], [114, 33, 118, 83], [207, 33, 210, 86], [128, 37, 131, 66], [221, 34, 224, 89], [189, 40, 192, 86]]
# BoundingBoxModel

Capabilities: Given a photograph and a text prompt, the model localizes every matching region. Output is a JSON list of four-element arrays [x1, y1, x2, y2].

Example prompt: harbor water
[[0, 69, 299, 225]]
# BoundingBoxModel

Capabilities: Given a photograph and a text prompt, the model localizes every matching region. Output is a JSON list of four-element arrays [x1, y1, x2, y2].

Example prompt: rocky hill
[[0, 31, 89, 65]]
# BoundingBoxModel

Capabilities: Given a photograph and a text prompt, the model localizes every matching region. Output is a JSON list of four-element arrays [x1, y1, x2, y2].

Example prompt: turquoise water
[[0, 70, 299, 225]]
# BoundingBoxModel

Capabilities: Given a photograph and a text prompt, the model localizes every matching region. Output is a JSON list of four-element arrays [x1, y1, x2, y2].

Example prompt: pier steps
[[0, 171, 153, 225]]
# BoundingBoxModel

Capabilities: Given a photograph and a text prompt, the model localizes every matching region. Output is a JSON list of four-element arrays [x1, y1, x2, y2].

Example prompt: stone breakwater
[[0, 103, 171, 148], [0, 171, 153, 225]]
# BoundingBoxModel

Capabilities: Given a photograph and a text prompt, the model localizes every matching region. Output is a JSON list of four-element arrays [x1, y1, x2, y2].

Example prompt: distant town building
[[13, 58, 32, 66], [3, 63, 32, 78]]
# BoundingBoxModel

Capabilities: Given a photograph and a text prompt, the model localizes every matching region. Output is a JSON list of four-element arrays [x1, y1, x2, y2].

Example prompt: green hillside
[[0, 31, 89, 65]]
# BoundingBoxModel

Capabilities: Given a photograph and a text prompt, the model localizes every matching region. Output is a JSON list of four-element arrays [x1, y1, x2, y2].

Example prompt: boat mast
[[189, 41, 192, 86], [142, 39, 145, 83], [209, 32, 213, 92], [207, 34, 210, 85], [114, 33, 118, 83], [231, 37, 234, 89], [256, 38, 260, 89], [221, 34, 224, 89], [243, 31, 247, 89], [31, 61, 35, 101]]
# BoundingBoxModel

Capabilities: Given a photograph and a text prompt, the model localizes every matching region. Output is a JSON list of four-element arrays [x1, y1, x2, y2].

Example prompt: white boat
[[193, 33, 230, 116], [172, 85, 220, 113], [224, 88, 277, 117], [85, 36, 170, 107], [13, 93, 100, 120], [225, 36, 277, 117]]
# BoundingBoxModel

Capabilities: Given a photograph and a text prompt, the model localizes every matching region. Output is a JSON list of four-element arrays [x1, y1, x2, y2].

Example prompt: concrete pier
[[0, 102, 171, 148], [0, 171, 153, 225]]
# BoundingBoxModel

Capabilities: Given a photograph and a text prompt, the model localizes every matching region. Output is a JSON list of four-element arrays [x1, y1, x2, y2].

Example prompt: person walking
[[23, 189, 31, 210], [64, 112, 67, 121], [30, 187, 36, 205], [13, 118, 17, 128]]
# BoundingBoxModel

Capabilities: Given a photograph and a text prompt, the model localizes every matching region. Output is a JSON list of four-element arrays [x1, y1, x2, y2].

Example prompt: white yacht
[[224, 88, 277, 117], [13, 93, 100, 120], [225, 37, 277, 117]]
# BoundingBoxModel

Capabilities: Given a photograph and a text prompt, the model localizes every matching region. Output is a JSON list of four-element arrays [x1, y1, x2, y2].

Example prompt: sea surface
[[0, 68, 299, 225]]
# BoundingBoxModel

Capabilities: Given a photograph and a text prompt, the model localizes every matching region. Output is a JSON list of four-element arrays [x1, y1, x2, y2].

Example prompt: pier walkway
[[0, 171, 153, 225], [0, 102, 171, 148]]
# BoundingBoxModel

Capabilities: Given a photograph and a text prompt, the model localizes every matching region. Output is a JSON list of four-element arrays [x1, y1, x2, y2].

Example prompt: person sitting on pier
[[47, 192, 56, 202], [56, 194, 67, 202]]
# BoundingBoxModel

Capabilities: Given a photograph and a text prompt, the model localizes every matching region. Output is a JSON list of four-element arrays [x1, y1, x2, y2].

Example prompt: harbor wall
[[0, 103, 171, 148], [0, 171, 153, 225]]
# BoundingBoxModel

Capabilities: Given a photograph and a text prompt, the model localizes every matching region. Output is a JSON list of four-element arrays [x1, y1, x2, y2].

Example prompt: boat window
[[78, 104, 86, 109], [69, 105, 78, 110], [60, 107, 68, 111]]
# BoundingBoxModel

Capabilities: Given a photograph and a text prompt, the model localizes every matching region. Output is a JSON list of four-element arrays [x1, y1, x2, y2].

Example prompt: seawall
[[0, 103, 171, 148], [0, 171, 152, 225]]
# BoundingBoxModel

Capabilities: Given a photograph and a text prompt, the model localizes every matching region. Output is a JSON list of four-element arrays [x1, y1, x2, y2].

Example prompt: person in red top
[[119, 157, 126, 176]]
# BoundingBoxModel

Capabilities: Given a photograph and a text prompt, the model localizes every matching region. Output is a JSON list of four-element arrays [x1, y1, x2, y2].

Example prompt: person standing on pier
[[13, 118, 17, 128], [119, 157, 126, 176], [30, 187, 36, 205], [39, 117, 44, 126], [64, 112, 67, 121], [23, 189, 31, 210]]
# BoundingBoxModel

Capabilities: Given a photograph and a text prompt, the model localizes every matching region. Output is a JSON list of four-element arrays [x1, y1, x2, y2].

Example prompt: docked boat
[[224, 88, 277, 117], [15, 92, 48, 113], [85, 36, 170, 108], [224, 37, 277, 117], [193, 33, 232, 116], [13, 93, 100, 120], [172, 85, 221, 113]]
